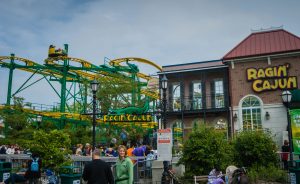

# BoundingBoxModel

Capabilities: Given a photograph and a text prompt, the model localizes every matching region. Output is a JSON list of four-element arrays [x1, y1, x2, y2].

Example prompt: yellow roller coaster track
[[45, 56, 95, 68], [109, 57, 162, 71], [109, 57, 162, 81], [46, 57, 144, 81], [0, 56, 76, 81], [140, 89, 159, 99], [0, 105, 88, 120], [0, 105, 157, 128], [0, 56, 37, 66], [46, 56, 160, 99], [46, 56, 134, 82]]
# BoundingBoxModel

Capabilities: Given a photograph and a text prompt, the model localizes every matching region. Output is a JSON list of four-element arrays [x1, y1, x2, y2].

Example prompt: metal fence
[[0, 153, 292, 184], [0, 154, 160, 183]]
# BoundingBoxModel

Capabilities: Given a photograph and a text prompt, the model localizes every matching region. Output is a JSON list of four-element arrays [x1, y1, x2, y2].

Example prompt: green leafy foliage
[[178, 125, 233, 177], [22, 130, 72, 172], [96, 76, 134, 113], [247, 165, 288, 183], [64, 126, 91, 146], [0, 97, 36, 145], [232, 131, 278, 168], [0, 97, 29, 132]]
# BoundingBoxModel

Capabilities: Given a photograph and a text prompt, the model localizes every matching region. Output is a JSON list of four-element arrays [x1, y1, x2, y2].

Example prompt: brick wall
[[229, 55, 300, 106], [166, 68, 229, 109]]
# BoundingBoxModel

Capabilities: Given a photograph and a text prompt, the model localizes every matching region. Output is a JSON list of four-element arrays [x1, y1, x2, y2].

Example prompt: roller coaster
[[0, 44, 161, 132]]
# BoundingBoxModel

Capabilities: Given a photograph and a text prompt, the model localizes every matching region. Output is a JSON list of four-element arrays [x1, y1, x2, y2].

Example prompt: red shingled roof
[[223, 29, 300, 61]]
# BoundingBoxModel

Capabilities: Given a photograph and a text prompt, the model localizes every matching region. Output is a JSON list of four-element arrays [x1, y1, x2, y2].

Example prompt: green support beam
[[6, 54, 15, 106]]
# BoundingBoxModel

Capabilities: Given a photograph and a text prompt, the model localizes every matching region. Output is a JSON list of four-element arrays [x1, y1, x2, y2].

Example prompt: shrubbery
[[22, 130, 72, 172], [179, 127, 286, 182], [178, 125, 233, 177], [232, 130, 278, 168], [247, 165, 288, 183]]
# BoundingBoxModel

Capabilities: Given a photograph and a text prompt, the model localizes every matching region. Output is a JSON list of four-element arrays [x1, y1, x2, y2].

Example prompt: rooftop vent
[[251, 26, 283, 33]]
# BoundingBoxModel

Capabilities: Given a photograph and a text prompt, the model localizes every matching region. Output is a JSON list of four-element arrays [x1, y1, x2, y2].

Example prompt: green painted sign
[[290, 109, 300, 154]]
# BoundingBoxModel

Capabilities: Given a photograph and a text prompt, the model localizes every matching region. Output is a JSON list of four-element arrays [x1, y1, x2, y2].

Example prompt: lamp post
[[156, 108, 162, 129], [281, 90, 293, 164], [160, 74, 170, 184], [161, 74, 168, 129], [36, 115, 42, 129], [91, 79, 99, 152]]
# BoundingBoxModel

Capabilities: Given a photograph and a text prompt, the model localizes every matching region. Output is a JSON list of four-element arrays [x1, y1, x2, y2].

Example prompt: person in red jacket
[[281, 140, 290, 170]]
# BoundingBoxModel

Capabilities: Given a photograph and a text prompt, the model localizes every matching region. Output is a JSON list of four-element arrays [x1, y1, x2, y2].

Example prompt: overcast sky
[[1, 0, 300, 106]]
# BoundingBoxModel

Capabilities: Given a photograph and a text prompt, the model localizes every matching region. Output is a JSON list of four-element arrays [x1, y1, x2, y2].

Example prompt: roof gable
[[223, 29, 300, 61]]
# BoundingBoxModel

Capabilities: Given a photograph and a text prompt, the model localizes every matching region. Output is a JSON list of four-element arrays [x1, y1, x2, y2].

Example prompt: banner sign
[[290, 109, 300, 154], [246, 63, 297, 92], [103, 114, 152, 122], [157, 128, 172, 161]]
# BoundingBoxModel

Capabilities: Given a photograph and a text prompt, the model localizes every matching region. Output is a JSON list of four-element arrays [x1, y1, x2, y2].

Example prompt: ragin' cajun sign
[[103, 114, 152, 122], [247, 63, 297, 92]]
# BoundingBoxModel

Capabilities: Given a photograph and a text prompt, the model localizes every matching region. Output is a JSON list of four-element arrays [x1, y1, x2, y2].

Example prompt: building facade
[[161, 60, 230, 143], [160, 28, 300, 148], [223, 29, 300, 146]]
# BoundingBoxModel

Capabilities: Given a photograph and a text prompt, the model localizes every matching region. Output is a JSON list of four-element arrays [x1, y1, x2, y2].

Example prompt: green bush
[[247, 165, 288, 183], [232, 131, 278, 168], [21, 129, 72, 172], [178, 125, 233, 178]]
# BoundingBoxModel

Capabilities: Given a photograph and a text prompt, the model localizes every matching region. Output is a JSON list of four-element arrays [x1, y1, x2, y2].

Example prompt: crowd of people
[[0, 144, 26, 154], [72, 127, 157, 159], [73, 140, 156, 160]]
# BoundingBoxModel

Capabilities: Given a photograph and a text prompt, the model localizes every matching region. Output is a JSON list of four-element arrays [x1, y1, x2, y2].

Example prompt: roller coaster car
[[48, 45, 67, 57]]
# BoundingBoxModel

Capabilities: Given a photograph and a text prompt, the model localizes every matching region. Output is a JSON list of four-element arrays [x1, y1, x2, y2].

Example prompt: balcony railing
[[167, 94, 228, 112]]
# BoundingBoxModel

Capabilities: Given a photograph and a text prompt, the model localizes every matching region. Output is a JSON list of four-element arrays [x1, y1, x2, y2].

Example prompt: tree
[[0, 96, 30, 132], [0, 96, 34, 145], [21, 130, 72, 172], [178, 125, 233, 177], [232, 130, 278, 168], [64, 126, 91, 146]]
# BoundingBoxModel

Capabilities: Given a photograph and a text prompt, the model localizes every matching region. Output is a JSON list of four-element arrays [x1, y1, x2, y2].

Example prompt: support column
[[60, 44, 69, 113], [6, 54, 15, 106]]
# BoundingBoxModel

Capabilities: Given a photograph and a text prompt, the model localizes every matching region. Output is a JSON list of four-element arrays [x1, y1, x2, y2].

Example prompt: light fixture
[[281, 90, 292, 103], [233, 113, 237, 122], [91, 79, 99, 93], [265, 111, 270, 120], [161, 74, 168, 90], [36, 115, 42, 129], [36, 115, 42, 122]]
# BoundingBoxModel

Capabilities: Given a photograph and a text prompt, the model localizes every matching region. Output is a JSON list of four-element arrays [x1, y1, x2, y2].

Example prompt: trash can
[[289, 160, 300, 184], [289, 167, 300, 184], [0, 162, 12, 182], [60, 166, 81, 184]]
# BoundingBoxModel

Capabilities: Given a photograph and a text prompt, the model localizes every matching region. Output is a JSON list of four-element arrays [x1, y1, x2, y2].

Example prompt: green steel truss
[[0, 44, 160, 131]]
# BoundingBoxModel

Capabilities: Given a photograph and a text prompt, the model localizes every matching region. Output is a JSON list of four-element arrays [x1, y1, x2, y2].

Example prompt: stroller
[[41, 169, 58, 184], [231, 167, 249, 184]]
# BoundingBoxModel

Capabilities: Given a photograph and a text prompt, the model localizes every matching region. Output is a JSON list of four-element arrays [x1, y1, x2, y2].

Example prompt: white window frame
[[214, 79, 224, 108], [192, 81, 202, 110], [238, 95, 263, 131], [172, 83, 181, 111]]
